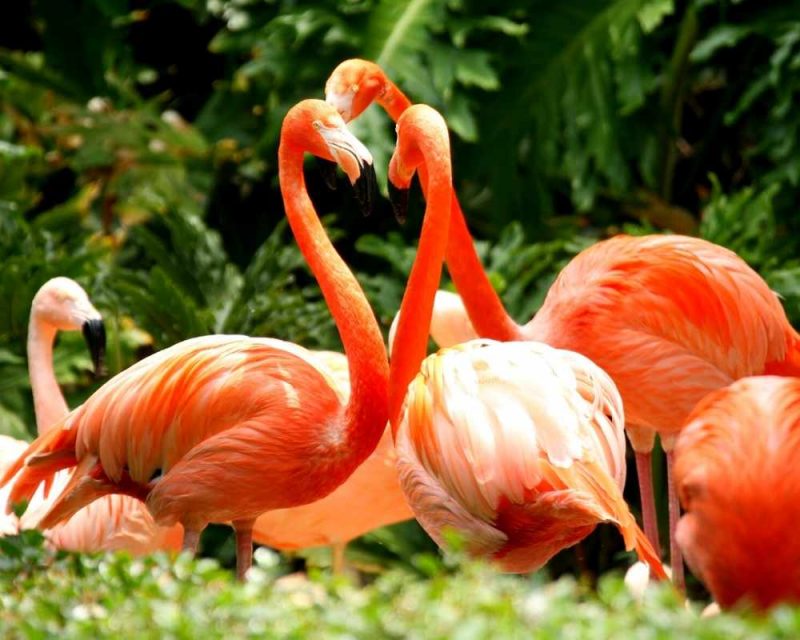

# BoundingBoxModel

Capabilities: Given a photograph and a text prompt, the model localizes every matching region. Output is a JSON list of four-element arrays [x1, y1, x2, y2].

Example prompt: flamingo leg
[[331, 542, 347, 574], [666, 450, 685, 592], [634, 450, 661, 557], [233, 518, 256, 582], [182, 528, 201, 554]]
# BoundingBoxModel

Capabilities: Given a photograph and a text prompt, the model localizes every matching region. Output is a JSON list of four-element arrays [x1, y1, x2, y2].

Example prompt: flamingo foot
[[234, 518, 255, 582], [634, 450, 661, 557]]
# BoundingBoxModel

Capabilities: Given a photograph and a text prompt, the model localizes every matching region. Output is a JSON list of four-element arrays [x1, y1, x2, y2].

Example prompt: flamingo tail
[[3, 427, 77, 508], [34, 455, 138, 531], [631, 524, 668, 581]]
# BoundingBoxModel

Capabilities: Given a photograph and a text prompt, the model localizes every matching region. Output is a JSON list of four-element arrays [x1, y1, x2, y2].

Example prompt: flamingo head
[[283, 99, 377, 215], [31, 277, 106, 375], [325, 59, 387, 122], [388, 104, 450, 223]]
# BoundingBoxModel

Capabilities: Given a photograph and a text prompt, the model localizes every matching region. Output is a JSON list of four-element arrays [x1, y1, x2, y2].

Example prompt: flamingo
[[2, 100, 389, 581], [252, 293, 476, 572], [674, 376, 800, 610], [325, 59, 800, 589], [1, 277, 183, 553], [384, 103, 665, 578]]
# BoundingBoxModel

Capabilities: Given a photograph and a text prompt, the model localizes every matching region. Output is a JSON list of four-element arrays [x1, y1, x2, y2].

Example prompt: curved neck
[[378, 79, 521, 341], [389, 134, 453, 430], [27, 317, 69, 434], [377, 78, 413, 121], [278, 146, 389, 460]]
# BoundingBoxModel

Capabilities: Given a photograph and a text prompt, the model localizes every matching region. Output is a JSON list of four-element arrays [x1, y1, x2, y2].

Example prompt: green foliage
[[2, 534, 800, 639]]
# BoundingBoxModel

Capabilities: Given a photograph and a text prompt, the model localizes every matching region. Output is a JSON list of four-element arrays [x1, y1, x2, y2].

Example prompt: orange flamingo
[[674, 376, 800, 610], [385, 103, 665, 578], [325, 59, 800, 588], [2, 100, 389, 580], [1, 277, 182, 553]]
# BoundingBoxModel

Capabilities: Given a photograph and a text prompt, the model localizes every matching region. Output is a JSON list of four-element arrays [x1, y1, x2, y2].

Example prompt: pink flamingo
[[325, 59, 800, 588], [675, 376, 800, 610], [1, 277, 183, 553], [2, 100, 389, 580], [384, 103, 665, 578]]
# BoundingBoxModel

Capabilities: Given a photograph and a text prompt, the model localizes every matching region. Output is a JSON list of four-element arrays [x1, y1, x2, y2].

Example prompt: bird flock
[[2, 58, 799, 613]]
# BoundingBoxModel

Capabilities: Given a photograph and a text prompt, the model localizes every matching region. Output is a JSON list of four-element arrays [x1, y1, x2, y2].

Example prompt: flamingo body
[[395, 339, 662, 574], [525, 234, 797, 449], [674, 376, 800, 610], [7, 336, 360, 532]]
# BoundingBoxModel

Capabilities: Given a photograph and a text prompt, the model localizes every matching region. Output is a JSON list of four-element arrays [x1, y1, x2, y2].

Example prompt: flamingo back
[[675, 376, 800, 609], [526, 235, 793, 436]]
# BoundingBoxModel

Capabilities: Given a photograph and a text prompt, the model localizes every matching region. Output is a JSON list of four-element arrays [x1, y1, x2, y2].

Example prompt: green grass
[[1, 532, 798, 639]]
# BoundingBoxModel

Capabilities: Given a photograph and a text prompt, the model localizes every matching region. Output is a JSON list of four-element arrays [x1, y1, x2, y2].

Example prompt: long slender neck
[[27, 317, 69, 434], [389, 133, 453, 430], [378, 78, 522, 341], [377, 79, 412, 121], [279, 146, 389, 461]]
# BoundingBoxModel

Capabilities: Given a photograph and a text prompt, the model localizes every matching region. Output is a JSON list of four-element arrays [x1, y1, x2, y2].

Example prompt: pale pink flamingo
[[2, 100, 389, 580], [384, 103, 666, 578], [1, 277, 183, 553], [325, 59, 800, 589]]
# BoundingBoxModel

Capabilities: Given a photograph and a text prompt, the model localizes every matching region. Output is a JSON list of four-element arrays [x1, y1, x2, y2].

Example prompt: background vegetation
[[1, 0, 800, 634]]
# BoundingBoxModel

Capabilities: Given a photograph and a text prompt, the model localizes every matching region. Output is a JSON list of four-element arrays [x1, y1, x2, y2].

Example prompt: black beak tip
[[388, 180, 409, 225], [315, 157, 339, 190], [82, 318, 107, 378], [353, 163, 378, 217]]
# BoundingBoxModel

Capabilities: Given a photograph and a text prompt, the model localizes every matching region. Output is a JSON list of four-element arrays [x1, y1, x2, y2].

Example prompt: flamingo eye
[[351, 84, 359, 93]]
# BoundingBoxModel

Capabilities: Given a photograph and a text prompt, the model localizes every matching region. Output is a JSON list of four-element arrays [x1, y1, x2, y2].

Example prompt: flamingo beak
[[315, 158, 339, 190], [388, 180, 409, 224], [82, 318, 106, 378], [315, 120, 376, 216]]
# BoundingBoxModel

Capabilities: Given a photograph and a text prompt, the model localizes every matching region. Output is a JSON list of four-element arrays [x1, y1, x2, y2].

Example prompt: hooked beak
[[388, 180, 409, 224], [315, 158, 339, 190], [315, 120, 377, 216], [82, 318, 106, 378]]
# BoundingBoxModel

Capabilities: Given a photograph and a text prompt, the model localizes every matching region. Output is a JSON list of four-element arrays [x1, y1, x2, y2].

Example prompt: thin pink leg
[[182, 528, 201, 554], [634, 450, 661, 558], [666, 450, 685, 592], [234, 518, 255, 582]]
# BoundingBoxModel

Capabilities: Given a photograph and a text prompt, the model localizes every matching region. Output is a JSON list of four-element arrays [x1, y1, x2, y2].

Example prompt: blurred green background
[[1, 0, 800, 581]]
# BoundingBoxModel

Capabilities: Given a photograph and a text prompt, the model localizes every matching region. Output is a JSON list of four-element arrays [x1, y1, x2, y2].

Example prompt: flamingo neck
[[27, 317, 68, 434], [389, 135, 453, 430], [376, 79, 521, 342], [377, 78, 412, 121], [278, 146, 389, 462]]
